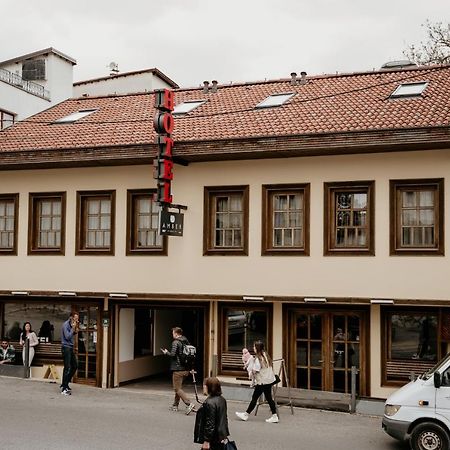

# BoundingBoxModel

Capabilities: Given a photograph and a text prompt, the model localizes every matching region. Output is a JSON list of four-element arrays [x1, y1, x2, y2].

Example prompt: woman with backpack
[[235, 340, 279, 423]]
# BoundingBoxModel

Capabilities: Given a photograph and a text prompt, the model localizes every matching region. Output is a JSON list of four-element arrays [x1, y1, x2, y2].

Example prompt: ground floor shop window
[[2, 303, 72, 342], [384, 309, 442, 384], [219, 305, 271, 375]]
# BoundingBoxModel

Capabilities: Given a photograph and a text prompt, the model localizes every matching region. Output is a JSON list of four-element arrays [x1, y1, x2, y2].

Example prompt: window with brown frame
[[219, 304, 271, 375], [390, 179, 444, 256], [76, 190, 115, 255], [0, 194, 18, 255], [126, 190, 166, 255], [0, 109, 15, 130], [382, 308, 444, 385], [28, 192, 66, 255], [203, 186, 249, 256], [262, 184, 310, 255], [324, 181, 375, 256]]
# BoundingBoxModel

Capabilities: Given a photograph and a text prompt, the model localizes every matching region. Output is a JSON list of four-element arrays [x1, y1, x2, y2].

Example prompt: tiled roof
[[1, 65, 450, 155]]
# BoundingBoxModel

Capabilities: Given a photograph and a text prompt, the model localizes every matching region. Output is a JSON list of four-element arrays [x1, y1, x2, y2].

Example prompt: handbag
[[223, 439, 238, 450], [270, 374, 281, 386]]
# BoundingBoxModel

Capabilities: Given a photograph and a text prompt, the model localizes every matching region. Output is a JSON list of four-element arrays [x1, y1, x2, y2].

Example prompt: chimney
[[211, 80, 218, 93], [203, 81, 210, 93], [290, 72, 298, 85], [300, 71, 307, 85]]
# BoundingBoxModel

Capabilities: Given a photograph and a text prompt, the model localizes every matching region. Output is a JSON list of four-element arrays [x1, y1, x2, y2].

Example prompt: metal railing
[[0, 67, 50, 100]]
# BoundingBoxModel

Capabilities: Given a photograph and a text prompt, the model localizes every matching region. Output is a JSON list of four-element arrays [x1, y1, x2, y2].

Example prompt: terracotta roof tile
[[1, 65, 450, 154]]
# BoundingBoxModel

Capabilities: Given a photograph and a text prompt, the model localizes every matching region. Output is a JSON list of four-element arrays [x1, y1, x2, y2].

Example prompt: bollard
[[24, 339, 30, 378], [350, 366, 358, 413]]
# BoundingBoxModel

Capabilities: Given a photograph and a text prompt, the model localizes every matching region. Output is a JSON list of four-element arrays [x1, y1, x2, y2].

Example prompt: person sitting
[[0, 339, 15, 364]]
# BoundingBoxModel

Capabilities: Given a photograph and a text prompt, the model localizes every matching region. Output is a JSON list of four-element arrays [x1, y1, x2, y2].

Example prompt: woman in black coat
[[197, 377, 230, 450]]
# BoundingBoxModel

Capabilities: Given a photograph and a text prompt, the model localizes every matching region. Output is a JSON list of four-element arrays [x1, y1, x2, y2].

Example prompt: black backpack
[[179, 340, 196, 368]]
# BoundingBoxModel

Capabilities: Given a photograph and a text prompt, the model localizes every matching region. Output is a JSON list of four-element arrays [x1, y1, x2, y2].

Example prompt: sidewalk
[[0, 375, 394, 450]]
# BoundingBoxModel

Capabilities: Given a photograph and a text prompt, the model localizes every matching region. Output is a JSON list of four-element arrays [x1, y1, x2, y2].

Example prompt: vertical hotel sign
[[153, 89, 185, 236]]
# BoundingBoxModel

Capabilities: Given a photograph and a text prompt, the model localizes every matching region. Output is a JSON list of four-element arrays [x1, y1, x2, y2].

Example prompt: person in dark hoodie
[[60, 312, 79, 396], [162, 326, 196, 414]]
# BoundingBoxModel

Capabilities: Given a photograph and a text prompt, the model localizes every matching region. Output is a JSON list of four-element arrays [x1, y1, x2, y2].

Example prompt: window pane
[[100, 216, 110, 230], [337, 212, 351, 227], [274, 229, 282, 246], [413, 228, 423, 245], [5, 218, 14, 231], [284, 229, 292, 246], [216, 197, 228, 212], [402, 210, 417, 226], [216, 213, 228, 229], [353, 211, 366, 226], [419, 210, 434, 226], [336, 193, 351, 209], [402, 228, 412, 245], [6, 203, 14, 216], [41, 201, 52, 215], [139, 198, 151, 214], [390, 314, 437, 361], [224, 230, 233, 246], [293, 229, 303, 246], [100, 200, 111, 214], [336, 228, 345, 246], [290, 194, 302, 210], [234, 230, 242, 247], [402, 191, 416, 207], [274, 212, 287, 227], [52, 217, 61, 230], [88, 217, 99, 230], [229, 213, 242, 229], [40, 217, 51, 231], [419, 191, 434, 207], [353, 193, 367, 209], [53, 201, 61, 215], [138, 216, 150, 229], [357, 229, 367, 246], [215, 230, 223, 246], [274, 195, 288, 210], [230, 196, 242, 212], [88, 200, 99, 214], [424, 227, 435, 246], [289, 212, 301, 227]]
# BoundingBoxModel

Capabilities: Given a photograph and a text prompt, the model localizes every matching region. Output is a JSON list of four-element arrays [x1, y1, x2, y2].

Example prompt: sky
[[1, 0, 449, 88]]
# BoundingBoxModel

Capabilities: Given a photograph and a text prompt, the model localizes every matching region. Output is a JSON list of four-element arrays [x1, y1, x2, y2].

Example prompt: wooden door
[[291, 309, 367, 395]]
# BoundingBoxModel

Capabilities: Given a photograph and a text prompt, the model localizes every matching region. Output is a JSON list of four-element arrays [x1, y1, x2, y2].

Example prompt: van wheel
[[410, 422, 449, 450]]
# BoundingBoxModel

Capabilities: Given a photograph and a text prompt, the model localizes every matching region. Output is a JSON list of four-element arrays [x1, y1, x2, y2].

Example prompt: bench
[[386, 359, 435, 381], [221, 352, 245, 372], [10, 342, 62, 366]]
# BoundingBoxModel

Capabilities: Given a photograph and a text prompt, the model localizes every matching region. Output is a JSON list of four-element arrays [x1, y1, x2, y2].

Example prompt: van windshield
[[421, 354, 450, 380]]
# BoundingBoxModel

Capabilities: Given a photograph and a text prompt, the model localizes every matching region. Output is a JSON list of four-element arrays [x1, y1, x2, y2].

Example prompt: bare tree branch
[[404, 21, 450, 65]]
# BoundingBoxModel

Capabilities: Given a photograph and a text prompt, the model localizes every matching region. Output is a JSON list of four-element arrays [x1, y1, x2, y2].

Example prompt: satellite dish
[[108, 62, 119, 73]]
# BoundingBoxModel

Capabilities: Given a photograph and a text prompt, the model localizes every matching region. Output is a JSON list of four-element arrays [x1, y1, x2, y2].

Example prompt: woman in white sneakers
[[235, 340, 279, 423]]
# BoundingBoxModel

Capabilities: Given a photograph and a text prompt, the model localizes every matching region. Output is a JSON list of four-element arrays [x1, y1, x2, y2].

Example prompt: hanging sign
[[153, 89, 175, 204], [159, 209, 184, 236]]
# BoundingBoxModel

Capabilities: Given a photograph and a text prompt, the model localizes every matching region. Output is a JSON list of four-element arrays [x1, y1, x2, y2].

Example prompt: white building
[[0, 48, 77, 129]]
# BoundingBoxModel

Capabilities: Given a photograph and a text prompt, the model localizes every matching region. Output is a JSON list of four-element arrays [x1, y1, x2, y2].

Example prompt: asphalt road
[[0, 376, 408, 450]]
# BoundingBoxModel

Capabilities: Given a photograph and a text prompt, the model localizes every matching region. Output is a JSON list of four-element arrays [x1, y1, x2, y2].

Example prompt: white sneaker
[[235, 412, 249, 421], [265, 414, 279, 423]]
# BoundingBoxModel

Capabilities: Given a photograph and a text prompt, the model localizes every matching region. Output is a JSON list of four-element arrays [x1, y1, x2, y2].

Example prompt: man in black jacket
[[162, 327, 195, 414]]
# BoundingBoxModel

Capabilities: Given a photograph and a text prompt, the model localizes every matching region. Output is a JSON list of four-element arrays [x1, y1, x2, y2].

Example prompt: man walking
[[61, 312, 79, 396], [162, 327, 196, 415]]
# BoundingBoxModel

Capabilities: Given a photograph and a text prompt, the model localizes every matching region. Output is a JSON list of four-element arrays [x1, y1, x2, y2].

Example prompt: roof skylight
[[54, 109, 98, 123], [255, 93, 295, 109], [390, 82, 428, 98], [173, 100, 205, 115]]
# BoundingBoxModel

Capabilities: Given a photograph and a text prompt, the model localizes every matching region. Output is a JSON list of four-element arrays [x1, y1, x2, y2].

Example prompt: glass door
[[292, 310, 366, 395], [75, 306, 99, 385], [330, 313, 361, 394], [295, 313, 324, 390]]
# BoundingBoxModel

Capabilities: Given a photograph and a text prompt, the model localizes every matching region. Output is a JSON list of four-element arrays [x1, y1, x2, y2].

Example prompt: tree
[[404, 21, 450, 65]]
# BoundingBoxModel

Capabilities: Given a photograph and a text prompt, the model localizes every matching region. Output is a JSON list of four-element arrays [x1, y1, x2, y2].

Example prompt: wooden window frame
[[126, 189, 167, 256], [262, 183, 310, 256], [203, 185, 249, 256], [76, 190, 115, 256], [324, 180, 375, 256], [381, 307, 444, 387], [218, 303, 273, 376], [28, 192, 66, 255], [390, 178, 444, 256], [0, 193, 19, 255], [0, 109, 15, 130]]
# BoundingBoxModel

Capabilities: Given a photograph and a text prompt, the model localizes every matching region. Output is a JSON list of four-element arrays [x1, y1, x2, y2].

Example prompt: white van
[[383, 354, 450, 450]]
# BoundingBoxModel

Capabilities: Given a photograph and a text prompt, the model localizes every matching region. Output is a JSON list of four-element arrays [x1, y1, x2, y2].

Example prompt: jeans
[[61, 346, 78, 389], [246, 384, 277, 414]]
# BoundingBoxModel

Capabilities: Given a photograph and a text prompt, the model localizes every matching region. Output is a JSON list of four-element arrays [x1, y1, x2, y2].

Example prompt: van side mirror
[[434, 372, 442, 388]]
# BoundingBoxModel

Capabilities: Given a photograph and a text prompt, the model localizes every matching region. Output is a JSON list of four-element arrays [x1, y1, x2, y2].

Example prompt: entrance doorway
[[115, 303, 207, 386], [75, 305, 101, 386], [288, 308, 368, 395]]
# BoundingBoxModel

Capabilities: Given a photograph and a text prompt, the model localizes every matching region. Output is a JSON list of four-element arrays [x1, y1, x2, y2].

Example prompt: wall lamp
[[304, 297, 327, 303], [242, 296, 264, 302], [58, 291, 77, 297], [370, 299, 394, 304], [11, 291, 29, 296], [109, 293, 128, 299]]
